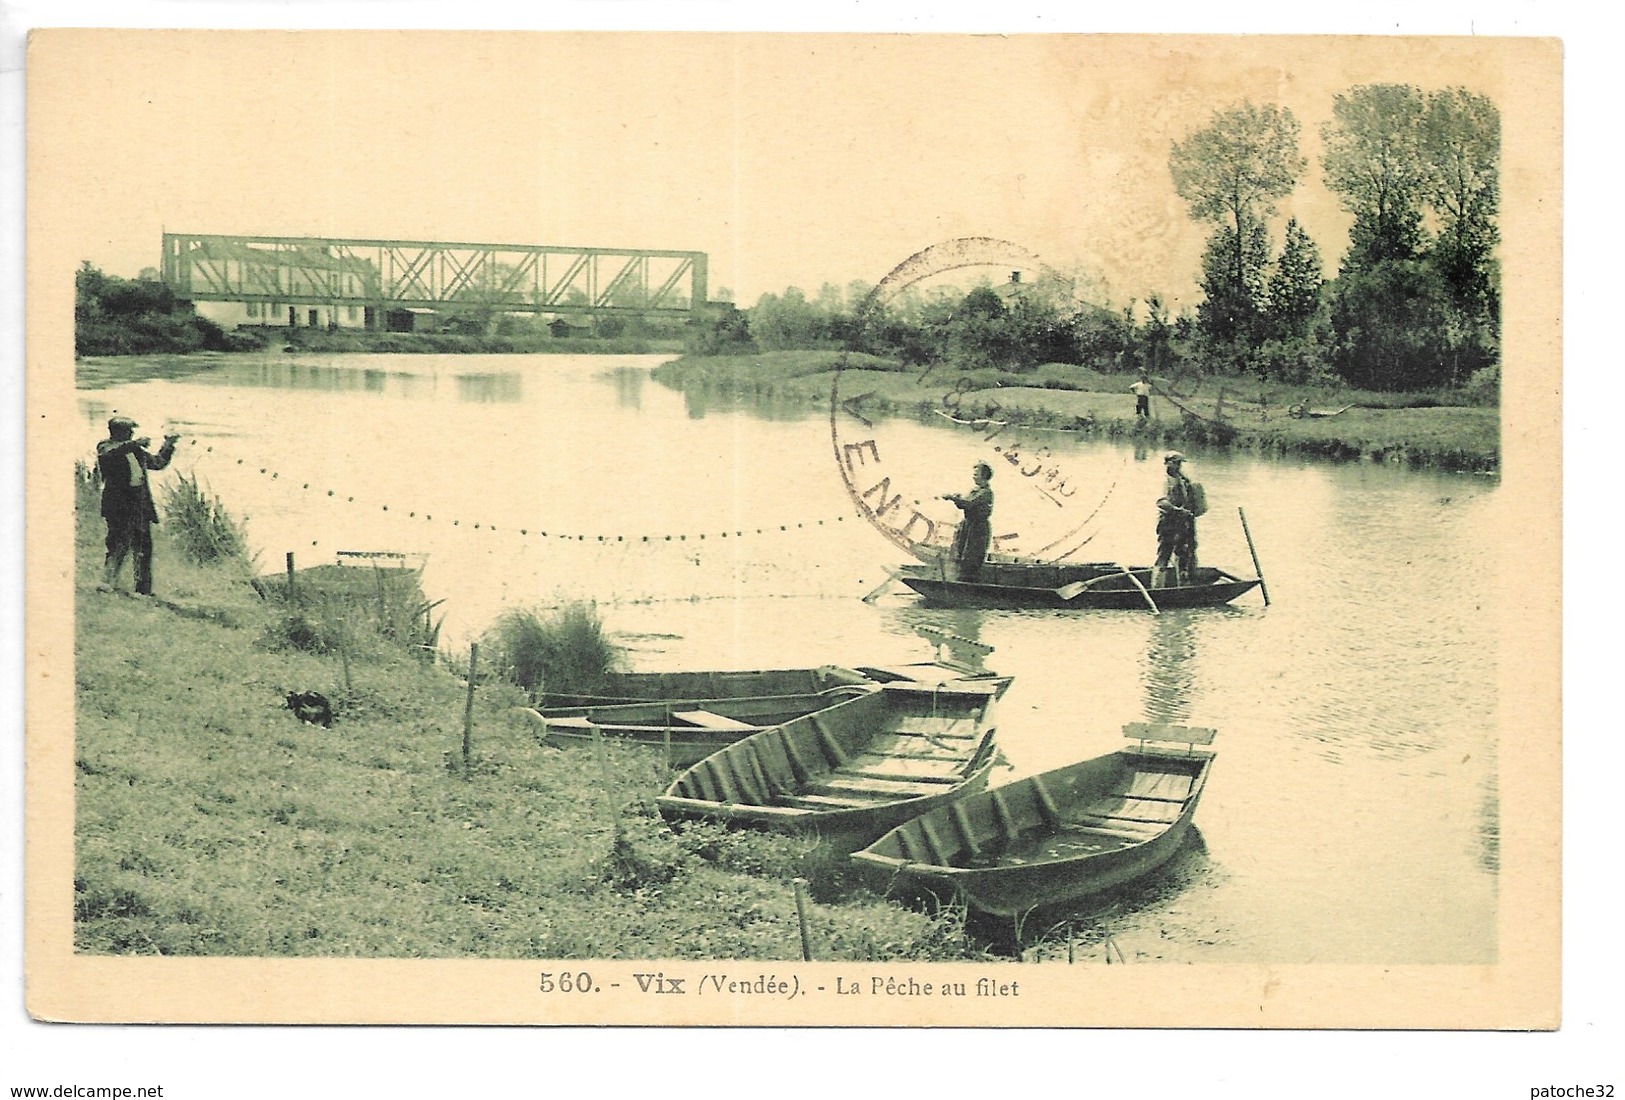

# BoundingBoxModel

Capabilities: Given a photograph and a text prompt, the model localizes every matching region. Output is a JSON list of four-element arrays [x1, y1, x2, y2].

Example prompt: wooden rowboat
[[521, 684, 877, 768], [851, 723, 1216, 917], [656, 681, 1006, 853], [531, 665, 876, 708], [895, 561, 1259, 611]]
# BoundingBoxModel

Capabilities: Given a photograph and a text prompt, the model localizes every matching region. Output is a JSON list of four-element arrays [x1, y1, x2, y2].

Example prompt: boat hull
[[852, 746, 1214, 917], [533, 665, 875, 708], [897, 564, 1258, 610], [657, 681, 1005, 853]]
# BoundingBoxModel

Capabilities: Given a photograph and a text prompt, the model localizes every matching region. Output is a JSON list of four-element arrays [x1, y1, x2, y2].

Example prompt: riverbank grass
[[652, 351, 1499, 471]]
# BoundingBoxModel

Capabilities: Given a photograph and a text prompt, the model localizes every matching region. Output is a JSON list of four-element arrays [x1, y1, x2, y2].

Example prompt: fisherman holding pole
[[1153, 451, 1199, 588]]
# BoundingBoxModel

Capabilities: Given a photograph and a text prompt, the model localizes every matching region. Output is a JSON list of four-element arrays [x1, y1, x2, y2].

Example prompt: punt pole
[[1238, 507, 1271, 606]]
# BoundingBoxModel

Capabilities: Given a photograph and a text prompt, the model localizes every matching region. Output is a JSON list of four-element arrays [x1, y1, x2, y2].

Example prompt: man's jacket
[[96, 437, 176, 523]]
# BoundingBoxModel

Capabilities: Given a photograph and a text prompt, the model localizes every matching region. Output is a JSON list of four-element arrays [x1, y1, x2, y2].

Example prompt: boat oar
[[1056, 566, 1160, 613], [1053, 575, 1110, 601], [1237, 506, 1270, 606], [1119, 566, 1160, 613], [860, 569, 901, 604]]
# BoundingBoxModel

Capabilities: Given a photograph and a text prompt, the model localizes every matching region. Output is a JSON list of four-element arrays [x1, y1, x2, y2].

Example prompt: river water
[[77, 351, 1501, 964]]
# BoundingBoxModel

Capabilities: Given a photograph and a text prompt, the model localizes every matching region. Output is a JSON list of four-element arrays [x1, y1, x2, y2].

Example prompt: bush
[[481, 602, 623, 697], [1460, 362, 1500, 407]]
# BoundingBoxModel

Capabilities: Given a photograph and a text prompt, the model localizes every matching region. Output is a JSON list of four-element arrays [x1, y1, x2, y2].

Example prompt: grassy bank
[[652, 351, 1500, 472], [71, 475, 989, 960]]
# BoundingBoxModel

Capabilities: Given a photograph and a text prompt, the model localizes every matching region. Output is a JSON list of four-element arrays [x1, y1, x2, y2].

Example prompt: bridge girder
[[161, 233, 710, 316]]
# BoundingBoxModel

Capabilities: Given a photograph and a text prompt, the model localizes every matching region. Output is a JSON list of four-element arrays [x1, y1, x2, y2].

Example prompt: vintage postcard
[[24, 28, 1562, 1036]]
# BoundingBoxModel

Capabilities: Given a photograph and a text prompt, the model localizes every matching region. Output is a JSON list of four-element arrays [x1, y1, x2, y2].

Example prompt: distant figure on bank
[[1154, 451, 1199, 587], [96, 415, 179, 595], [1131, 373, 1153, 419], [942, 461, 995, 582]]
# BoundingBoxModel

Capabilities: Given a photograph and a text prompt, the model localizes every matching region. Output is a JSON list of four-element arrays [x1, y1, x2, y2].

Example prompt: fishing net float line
[[113, 435, 856, 547]]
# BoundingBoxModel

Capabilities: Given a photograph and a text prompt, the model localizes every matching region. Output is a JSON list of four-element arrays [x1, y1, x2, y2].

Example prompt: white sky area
[[5, 3, 1623, 1099], [27, 32, 1525, 314]]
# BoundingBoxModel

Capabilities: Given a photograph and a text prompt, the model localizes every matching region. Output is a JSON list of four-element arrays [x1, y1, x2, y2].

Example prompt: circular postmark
[[829, 237, 1110, 567]]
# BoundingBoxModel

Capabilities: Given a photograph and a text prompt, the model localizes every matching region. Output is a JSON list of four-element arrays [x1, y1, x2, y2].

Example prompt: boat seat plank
[[1081, 796, 1183, 825], [889, 717, 980, 738], [670, 710, 758, 731], [812, 774, 951, 798], [776, 793, 884, 810], [1122, 722, 1217, 746], [1118, 771, 1194, 802], [1071, 814, 1167, 837], [852, 735, 976, 761], [846, 753, 968, 776]]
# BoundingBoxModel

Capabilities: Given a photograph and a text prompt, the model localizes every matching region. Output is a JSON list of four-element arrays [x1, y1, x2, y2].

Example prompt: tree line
[[74, 262, 243, 356], [693, 82, 1500, 396]]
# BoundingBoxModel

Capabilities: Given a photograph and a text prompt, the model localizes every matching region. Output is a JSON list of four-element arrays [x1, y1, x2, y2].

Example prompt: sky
[[29, 32, 1533, 315]]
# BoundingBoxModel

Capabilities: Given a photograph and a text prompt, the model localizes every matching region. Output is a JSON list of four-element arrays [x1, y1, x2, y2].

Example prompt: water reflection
[[608, 367, 645, 410], [196, 361, 440, 399], [455, 373, 522, 403], [1140, 611, 1197, 723]]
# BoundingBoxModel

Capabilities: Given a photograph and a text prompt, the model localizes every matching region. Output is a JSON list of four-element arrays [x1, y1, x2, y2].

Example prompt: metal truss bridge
[[161, 233, 710, 319]]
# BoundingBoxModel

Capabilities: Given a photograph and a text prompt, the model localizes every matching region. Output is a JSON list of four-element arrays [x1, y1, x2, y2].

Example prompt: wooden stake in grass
[[339, 632, 353, 695], [285, 551, 297, 603], [461, 643, 478, 778], [587, 718, 623, 842], [792, 877, 814, 961]]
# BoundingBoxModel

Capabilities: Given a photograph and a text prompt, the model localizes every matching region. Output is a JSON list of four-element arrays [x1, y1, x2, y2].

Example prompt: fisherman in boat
[[942, 461, 994, 582], [1154, 451, 1198, 587]]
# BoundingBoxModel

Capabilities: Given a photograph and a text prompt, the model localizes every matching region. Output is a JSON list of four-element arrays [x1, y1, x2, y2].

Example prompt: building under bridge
[[161, 233, 711, 332]]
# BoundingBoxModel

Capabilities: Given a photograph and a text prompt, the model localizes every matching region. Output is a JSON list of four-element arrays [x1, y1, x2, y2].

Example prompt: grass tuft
[[480, 602, 623, 697]]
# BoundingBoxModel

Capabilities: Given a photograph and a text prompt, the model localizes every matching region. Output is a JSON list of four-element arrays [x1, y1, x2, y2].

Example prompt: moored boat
[[532, 664, 876, 708], [656, 681, 1006, 852], [522, 683, 877, 767], [895, 560, 1259, 611], [851, 723, 1216, 917]]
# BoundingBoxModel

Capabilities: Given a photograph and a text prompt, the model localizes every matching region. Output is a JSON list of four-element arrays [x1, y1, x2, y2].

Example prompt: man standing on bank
[[97, 415, 180, 595], [1154, 451, 1198, 587], [942, 461, 994, 582], [1131, 373, 1153, 419]]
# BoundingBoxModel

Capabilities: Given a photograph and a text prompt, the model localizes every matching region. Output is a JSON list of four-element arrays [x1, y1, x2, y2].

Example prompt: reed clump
[[481, 602, 623, 698], [161, 470, 252, 566]]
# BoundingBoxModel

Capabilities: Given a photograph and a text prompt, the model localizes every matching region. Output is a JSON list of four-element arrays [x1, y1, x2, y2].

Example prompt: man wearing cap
[[96, 416, 180, 595], [1154, 451, 1198, 586]]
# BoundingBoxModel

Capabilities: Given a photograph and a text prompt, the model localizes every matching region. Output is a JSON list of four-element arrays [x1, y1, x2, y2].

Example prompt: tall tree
[[1169, 102, 1305, 347], [1421, 86, 1500, 324], [1265, 218, 1325, 340], [1196, 222, 1271, 349], [1321, 84, 1430, 271]]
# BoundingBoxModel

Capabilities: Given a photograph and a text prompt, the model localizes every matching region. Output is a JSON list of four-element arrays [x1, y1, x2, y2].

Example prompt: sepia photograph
[[9, 2, 1612, 1093]]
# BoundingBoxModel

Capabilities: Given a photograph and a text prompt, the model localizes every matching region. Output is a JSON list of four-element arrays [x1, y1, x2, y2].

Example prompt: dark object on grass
[[285, 691, 333, 727]]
